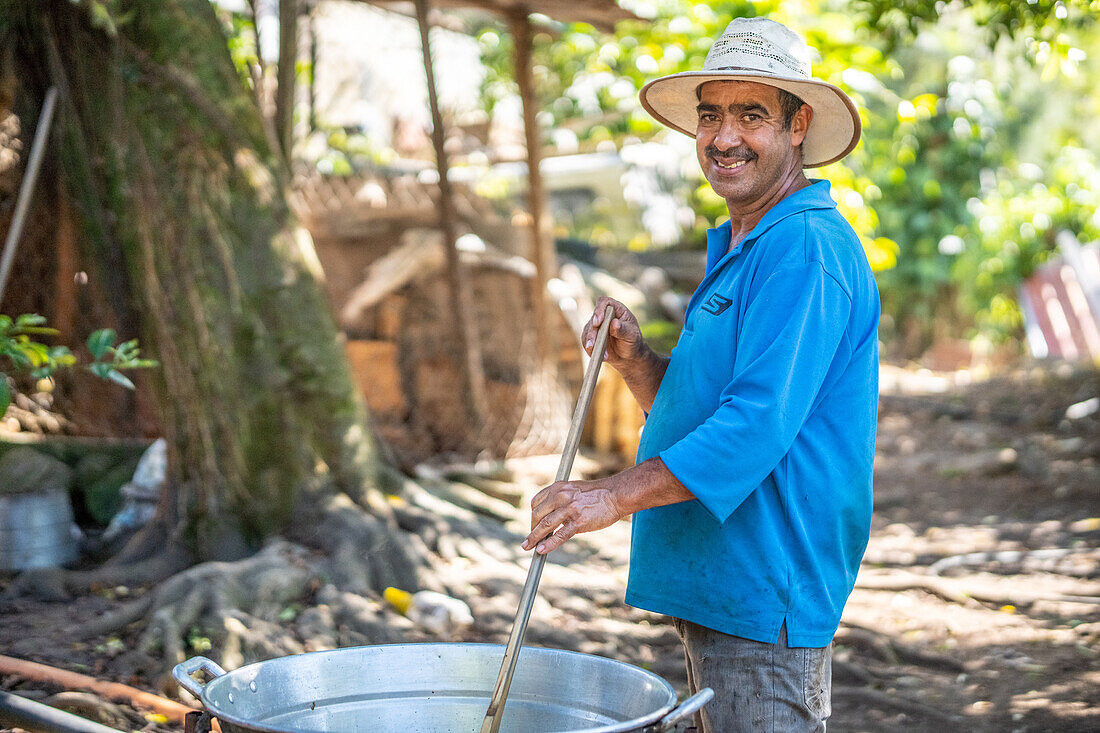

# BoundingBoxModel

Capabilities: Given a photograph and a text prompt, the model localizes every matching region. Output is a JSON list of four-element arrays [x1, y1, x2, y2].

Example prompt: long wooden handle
[[480, 304, 616, 733]]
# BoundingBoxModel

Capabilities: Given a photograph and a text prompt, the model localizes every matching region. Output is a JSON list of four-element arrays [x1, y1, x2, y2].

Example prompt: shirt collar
[[705, 180, 837, 274]]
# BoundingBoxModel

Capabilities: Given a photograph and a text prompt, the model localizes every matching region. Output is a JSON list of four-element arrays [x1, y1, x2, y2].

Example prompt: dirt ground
[[1, 363, 1098, 733]]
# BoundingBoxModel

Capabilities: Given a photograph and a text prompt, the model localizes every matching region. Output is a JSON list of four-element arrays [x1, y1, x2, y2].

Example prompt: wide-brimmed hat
[[639, 18, 861, 168]]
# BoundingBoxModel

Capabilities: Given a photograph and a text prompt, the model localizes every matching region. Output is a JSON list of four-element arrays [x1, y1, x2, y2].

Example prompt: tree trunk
[[1, 0, 387, 560]]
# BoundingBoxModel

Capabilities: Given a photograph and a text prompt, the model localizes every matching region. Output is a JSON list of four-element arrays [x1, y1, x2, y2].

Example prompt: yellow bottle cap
[[383, 586, 413, 615]]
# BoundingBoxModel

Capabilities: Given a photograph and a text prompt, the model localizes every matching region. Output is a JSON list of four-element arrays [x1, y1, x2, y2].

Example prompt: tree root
[[832, 685, 961, 723], [855, 569, 1100, 608], [837, 624, 965, 673], [1, 539, 192, 604], [3, 469, 513, 686], [854, 571, 977, 606], [928, 547, 1100, 578], [831, 658, 878, 686], [290, 493, 425, 597], [2, 483, 497, 686], [40, 691, 137, 730], [129, 540, 315, 673]]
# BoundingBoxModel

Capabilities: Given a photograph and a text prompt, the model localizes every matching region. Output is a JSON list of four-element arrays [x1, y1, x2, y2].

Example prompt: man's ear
[[791, 104, 813, 146]]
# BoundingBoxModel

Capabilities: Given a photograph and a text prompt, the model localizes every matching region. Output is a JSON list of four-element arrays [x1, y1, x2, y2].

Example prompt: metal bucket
[[0, 489, 78, 571], [175, 644, 711, 733]]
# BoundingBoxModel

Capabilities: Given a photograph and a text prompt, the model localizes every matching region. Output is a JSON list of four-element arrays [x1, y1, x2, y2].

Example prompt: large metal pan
[[175, 643, 711, 733]]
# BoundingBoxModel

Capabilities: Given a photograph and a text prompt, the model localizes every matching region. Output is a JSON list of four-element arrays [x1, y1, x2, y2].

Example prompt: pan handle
[[649, 688, 714, 732], [173, 656, 226, 699]]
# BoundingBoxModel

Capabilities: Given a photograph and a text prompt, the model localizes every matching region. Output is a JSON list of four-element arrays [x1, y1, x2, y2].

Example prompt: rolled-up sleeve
[[658, 261, 852, 524]]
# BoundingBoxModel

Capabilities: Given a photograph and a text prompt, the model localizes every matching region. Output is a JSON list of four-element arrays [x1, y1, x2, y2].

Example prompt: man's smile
[[704, 144, 756, 175]]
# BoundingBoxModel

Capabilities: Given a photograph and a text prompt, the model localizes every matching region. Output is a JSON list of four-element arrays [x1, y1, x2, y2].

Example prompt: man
[[521, 17, 879, 733]]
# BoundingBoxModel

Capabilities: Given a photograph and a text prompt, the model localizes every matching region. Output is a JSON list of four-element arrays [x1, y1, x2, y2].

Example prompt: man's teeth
[[715, 159, 747, 170]]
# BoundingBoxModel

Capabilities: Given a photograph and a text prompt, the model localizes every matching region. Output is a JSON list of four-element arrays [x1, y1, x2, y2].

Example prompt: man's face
[[694, 81, 811, 212]]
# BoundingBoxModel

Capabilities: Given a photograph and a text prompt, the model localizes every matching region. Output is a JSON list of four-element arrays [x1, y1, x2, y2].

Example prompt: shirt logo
[[701, 293, 733, 316]]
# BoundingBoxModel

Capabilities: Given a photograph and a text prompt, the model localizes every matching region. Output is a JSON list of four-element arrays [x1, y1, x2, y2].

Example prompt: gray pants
[[674, 618, 831, 733]]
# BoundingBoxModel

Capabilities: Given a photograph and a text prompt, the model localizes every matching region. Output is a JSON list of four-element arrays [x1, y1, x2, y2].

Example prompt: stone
[[0, 447, 72, 495]]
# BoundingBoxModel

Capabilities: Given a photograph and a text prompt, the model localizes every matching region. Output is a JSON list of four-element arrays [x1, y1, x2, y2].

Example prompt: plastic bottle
[[384, 587, 473, 637]]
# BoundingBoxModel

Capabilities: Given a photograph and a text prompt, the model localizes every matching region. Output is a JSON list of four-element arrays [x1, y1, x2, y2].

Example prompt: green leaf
[[0, 377, 9, 417], [47, 346, 76, 367], [3, 347, 32, 369], [11, 326, 59, 337], [14, 314, 47, 328], [105, 369, 135, 390], [88, 362, 112, 380], [21, 342, 50, 367], [89, 2, 118, 36], [112, 339, 140, 363], [87, 329, 116, 360]]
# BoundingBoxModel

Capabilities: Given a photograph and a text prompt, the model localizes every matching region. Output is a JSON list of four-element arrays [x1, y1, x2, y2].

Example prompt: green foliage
[[187, 626, 213, 653], [0, 314, 157, 416], [0, 314, 77, 383], [952, 147, 1100, 338], [70, 0, 136, 37], [475, 2, 766, 143], [639, 318, 682, 355], [844, 2, 1100, 345], [473, 0, 1100, 353], [223, 9, 262, 91], [85, 329, 157, 389], [852, 0, 1099, 50]]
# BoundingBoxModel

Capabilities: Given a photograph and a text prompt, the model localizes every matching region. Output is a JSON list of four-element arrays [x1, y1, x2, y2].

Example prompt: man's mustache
[[705, 145, 755, 161]]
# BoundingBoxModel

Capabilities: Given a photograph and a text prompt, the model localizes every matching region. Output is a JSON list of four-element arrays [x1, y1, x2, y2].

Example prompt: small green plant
[[0, 313, 157, 416], [187, 626, 213, 653]]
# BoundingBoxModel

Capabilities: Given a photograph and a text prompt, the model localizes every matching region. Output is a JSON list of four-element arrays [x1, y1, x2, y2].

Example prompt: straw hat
[[639, 18, 861, 168]]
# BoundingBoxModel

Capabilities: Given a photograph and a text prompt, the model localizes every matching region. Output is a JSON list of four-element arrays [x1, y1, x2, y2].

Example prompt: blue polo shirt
[[626, 180, 879, 648]]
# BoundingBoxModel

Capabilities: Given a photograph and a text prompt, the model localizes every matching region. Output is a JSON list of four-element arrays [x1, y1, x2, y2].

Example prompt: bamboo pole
[[509, 8, 556, 368], [275, 0, 299, 162], [481, 304, 615, 733], [0, 87, 58, 306], [307, 0, 318, 132], [413, 0, 487, 423]]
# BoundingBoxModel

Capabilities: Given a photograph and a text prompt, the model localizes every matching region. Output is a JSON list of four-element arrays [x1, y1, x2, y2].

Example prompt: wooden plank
[[345, 339, 405, 415]]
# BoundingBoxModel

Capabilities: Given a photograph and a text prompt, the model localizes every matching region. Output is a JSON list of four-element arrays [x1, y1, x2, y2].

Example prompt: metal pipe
[[0, 87, 58, 306], [0, 690, 125, 733], [481, 304, 616, 733]]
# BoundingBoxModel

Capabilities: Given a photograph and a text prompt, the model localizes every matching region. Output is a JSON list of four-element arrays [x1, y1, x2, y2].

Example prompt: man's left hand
[[522, 478, 625, 554], [521, 459, 695, 554]]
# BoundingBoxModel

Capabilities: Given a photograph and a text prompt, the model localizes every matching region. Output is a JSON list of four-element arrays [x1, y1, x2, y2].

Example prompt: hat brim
[[639, 71, 861, 168]]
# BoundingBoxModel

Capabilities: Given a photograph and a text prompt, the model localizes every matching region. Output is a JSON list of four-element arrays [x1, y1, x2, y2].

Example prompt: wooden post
[[509, 8, 556, 369], [413, 0, 487, 423], [306, 0, 318, 132], [53, 185, 78, 342], [275, 0, 299, 161]]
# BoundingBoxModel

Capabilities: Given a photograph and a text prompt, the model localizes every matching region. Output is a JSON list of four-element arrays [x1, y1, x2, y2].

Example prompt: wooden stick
[[480, 305, 615, 733], [0, 655, 207, 727]]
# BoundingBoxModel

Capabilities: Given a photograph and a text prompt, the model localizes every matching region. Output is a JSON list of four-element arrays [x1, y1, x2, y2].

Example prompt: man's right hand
[[583, 297, 649, 369], [582, 297, 669, 412]]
